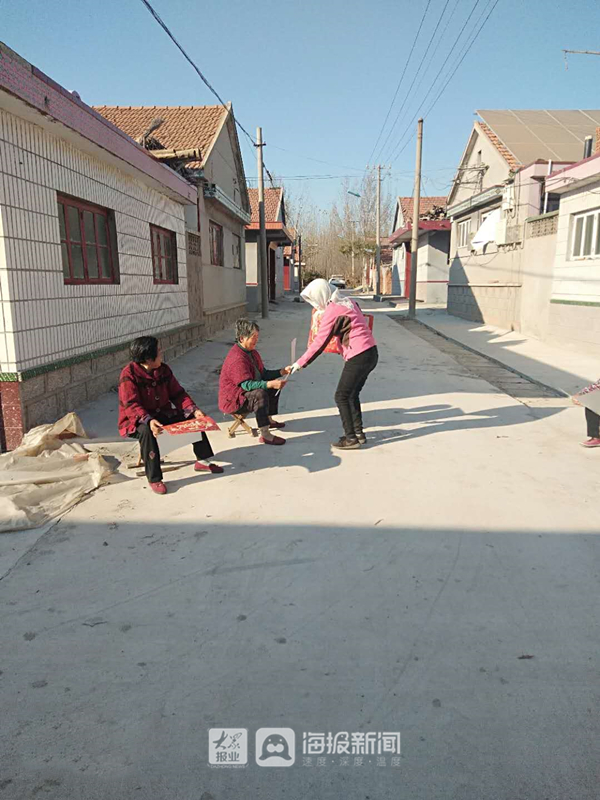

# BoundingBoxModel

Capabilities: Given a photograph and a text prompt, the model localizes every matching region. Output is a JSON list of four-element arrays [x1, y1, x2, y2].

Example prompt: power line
[[367, 0, 432, 165], [384, 0, 485, 164], [137, 0, 256, 147], [389, 0, 501, 164], [373, 0, 453, 164]]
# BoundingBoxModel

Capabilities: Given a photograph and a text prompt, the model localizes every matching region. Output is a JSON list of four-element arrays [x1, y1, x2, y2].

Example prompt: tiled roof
[[247, 187, 282, 224], [478, 122, 520, 170], [93, 105, 227, 168], [398, 196, 447, 224], [596, 127, 600, 154]]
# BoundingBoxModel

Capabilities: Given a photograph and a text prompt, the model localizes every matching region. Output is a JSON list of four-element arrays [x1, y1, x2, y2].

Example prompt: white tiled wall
[[551, 187, 600, 303], [0, 109, 190, 373]]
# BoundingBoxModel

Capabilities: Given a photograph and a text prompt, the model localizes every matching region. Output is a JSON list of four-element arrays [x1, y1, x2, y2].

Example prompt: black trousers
[[131, 410, 214, 483], [586, 407, 600, 438], [236, 388, 279, 429], [334, 345, 379, 438]]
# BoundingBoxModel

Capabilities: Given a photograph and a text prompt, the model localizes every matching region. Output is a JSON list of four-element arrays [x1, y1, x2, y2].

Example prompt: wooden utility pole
[[297, 234, 302, 292], [374, 165, 381, 297], [256, 127, 269, 319], [408, 118, 423, 319]]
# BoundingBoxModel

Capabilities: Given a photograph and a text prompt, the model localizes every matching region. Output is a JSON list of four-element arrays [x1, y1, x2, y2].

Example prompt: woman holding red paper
[[290, 279, 378, 449], [118, 336, 223, 495]]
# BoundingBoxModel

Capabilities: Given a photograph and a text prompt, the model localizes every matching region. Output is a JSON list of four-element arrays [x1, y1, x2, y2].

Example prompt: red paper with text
[[163, 417, 220, 434]]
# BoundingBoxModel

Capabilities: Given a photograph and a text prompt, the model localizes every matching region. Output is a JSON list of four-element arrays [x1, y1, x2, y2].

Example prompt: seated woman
[[219, 319, 288, 446], [118, 335, 223, 495]]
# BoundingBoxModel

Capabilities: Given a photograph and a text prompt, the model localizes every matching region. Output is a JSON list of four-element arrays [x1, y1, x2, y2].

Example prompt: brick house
[[389, 197, 448, 300], [95, 103, 251, 335], [0, 43, 204, 450], [245, 187, 293, 310], [445, 109, 600, 332]]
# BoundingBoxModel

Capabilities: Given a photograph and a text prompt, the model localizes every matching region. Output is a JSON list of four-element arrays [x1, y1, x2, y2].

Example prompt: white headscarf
[[301, 278, 354, 312]]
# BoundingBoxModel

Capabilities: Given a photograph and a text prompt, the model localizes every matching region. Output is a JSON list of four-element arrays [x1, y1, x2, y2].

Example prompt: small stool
[[228, 413, 257, 438]]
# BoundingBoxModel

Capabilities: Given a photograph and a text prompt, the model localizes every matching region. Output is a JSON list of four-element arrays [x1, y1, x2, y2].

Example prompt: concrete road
[[1, 301, 598, 800]]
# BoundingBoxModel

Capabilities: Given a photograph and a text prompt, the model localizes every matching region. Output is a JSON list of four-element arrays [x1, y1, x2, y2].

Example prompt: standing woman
[[291, 278, 378, 449]]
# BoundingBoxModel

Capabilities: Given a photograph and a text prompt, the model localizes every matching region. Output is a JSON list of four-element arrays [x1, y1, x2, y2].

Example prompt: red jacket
[[219, 344, 265, 414], [118, 362, 195, 436]]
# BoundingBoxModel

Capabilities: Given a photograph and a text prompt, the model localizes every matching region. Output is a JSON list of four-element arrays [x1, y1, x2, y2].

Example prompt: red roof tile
[[478, 122, 520, 170], [399, 196, 447, 224], [247, 187, 282, 224], [93, 105, 227, 168]]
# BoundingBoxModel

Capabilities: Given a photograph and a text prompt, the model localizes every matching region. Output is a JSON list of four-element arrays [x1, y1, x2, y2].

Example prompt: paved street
[[1, 300, 599, 800]]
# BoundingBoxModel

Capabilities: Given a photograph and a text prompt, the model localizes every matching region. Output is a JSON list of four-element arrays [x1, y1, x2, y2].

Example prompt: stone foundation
[[0, 321, 206, 451], [203, 303, 247, 337], [447, 284, 521, 329]]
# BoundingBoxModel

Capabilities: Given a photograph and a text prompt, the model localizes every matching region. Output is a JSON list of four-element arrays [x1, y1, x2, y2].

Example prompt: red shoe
[[269, 419, 286, 429], [580, 438, 600, 448], [259, 434, 285, 445], [194, 462, 224, 473], [149, 481, 167, 494]]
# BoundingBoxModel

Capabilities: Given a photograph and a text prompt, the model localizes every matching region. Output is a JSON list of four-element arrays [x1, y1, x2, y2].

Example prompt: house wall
[[447, 163, 553, 326], [0, 108, 191, 376], [0, 107, 209, 447], [449, 125, 511, 208], [547, 182, 600, 354], [447, 215, 558, 335], [196, 119, 247, 333]]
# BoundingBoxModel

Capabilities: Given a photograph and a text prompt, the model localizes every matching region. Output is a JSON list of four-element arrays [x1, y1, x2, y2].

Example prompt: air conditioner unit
[[495, 219, 508, 245]]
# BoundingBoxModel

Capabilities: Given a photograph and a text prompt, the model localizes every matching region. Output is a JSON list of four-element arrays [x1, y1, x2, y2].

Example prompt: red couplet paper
[[163, 417, 220, 434]]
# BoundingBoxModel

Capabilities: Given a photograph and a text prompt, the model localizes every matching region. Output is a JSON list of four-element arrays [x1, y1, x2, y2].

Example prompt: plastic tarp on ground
[[0, 413, 112, 533]]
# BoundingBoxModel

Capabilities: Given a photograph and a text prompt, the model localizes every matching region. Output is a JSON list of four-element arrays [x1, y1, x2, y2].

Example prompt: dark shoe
[[269, 419, 286, 429], [581, 437, 600, 448], [259, 434, 286, 445], [149, 481, 167, 494], [355, 432, 366, 445], [194, 462, 224, 473], [332, 436, 360, 450]]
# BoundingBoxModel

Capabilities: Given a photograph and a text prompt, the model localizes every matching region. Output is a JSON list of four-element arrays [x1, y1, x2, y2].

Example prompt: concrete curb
[[399, 314, 570, 399]]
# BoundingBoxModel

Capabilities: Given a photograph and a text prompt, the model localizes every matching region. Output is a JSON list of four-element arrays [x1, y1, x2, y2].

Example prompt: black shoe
[[332, 436, 361, 450], [355, 432, 366, 445]]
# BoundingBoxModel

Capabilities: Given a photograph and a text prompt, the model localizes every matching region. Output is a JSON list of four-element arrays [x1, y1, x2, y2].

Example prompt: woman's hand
[[150, 419, 164, 436], [281, 366, 293, 376], [267, 378, 286, 391], [194, 409, 206, 419]]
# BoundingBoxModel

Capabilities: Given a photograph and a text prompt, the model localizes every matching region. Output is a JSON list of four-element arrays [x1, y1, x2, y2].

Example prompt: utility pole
[[374, 165, 381, 297], [408, 118, 423, 320], [256, 127, 269, 319], [297, 234, 302, 292], [351, 222, 355, 280]]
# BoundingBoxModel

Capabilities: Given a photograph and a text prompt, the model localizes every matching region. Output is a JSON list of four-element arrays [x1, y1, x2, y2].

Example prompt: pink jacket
[[297, 299, 376, 368]]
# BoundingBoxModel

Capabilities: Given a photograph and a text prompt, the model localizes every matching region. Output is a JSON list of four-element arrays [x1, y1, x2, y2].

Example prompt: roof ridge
[[93, 104, 225, 110]]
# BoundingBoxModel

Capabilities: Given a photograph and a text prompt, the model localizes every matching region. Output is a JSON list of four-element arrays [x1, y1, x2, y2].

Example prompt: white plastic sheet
[[471, 208, 502, 253], [0, 413, 112, 533]]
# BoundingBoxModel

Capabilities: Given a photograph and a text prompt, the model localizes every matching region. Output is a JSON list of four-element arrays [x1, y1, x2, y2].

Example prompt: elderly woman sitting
[[218, 319, 288, 445]]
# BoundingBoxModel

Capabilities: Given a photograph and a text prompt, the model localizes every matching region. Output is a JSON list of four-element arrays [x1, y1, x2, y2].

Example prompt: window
[[150, 224, 178, 284], [58, 195, 116, 284], [457, 219, 471, 249], [210, 221, 224, 266], [232, 234, 241, 269], [571, 210, 600, 259]]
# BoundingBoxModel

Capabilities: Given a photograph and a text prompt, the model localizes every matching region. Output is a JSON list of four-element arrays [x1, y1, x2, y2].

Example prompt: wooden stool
[[228, 413, 257, 438]]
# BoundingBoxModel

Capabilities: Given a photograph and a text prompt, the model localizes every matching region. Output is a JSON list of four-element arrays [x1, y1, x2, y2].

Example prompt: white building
[[0, 42, 199, 449]]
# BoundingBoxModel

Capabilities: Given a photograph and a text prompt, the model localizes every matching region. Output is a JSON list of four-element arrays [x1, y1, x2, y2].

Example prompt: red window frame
[[58, 194, 116, 284], [209, 220, 224, 266], [150, 224, 179, 285]]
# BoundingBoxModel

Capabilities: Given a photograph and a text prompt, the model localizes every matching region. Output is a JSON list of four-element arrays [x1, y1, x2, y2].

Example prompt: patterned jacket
[[118, 362, 195, 436]]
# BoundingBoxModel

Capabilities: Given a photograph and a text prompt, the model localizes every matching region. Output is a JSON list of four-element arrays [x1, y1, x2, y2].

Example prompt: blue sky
[[4, 0, 600, 215]]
